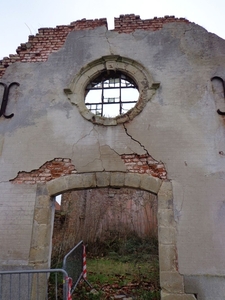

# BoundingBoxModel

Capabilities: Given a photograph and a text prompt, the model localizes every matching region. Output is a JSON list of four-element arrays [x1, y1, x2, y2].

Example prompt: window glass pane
[[103, 103, 120, 117], [121, 89, 139, 102], [104, 89, 120, 102], [85, 90, 102, 104], [121, 103, 135, 114]]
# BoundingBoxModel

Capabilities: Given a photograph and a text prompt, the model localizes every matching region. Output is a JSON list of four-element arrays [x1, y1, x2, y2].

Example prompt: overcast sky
[[1, 0, 225, 59]]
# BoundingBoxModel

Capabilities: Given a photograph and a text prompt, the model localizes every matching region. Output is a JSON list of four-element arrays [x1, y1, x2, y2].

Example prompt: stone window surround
[[64, 55, 160, 126], [29, 172, 196, 299]]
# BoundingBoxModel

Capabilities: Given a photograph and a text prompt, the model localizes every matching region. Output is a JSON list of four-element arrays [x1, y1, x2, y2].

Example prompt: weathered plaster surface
[[1, 20, 225, 298], [0, 182, 36, 266]]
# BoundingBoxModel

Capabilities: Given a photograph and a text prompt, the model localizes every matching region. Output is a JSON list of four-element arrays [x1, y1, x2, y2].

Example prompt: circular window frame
[[64, 55, 160, 126]]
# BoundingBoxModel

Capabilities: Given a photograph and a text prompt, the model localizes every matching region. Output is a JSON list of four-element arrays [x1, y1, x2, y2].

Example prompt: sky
[[1, 0, 225, 60]]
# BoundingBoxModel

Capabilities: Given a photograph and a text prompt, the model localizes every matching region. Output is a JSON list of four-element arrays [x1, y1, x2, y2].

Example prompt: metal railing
[[63, 240, 92, 294], [0, 268, 69, 300], [63, 240, 85, 294]]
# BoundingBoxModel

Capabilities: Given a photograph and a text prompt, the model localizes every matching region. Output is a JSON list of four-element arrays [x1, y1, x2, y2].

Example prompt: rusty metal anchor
[[211, 76, 225, 115], [0, 82, 20, 118]]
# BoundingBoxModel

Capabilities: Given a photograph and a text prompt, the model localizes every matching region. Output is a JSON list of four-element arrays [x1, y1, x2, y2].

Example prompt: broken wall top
[[0, 14, 190, 78]]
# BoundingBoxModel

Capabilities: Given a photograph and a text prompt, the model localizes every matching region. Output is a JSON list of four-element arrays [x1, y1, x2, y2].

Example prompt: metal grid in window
[[85, 71, 139, 117]]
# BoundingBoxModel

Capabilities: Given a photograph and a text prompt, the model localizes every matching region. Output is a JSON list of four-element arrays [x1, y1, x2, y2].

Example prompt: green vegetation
[[73, 233, 160, 299], [49, 232, 160, 299]]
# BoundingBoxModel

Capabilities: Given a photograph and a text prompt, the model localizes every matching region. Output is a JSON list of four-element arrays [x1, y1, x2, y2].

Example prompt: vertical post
[[83, 244, 87, 280]]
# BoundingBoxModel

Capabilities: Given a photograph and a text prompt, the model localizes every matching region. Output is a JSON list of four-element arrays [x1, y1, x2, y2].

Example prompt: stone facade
[[0, 14, 225, 299]]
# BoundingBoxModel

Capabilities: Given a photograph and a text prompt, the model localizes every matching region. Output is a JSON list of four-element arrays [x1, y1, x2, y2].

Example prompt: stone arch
[[29, 172, 195, 299]]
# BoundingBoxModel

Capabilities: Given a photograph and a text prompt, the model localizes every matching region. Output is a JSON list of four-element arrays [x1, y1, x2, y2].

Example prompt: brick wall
[[121, 153, 167, 179], [11, 158, 77, 184], [0, 18, 107, 78], [114, 14, 189, 33], [0, 14, 190, 78]]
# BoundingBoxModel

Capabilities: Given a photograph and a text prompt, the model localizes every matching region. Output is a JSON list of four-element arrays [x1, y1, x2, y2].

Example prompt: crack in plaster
[[86, 128, 104, 170], [72, 126, 96, 159], [81, 157, 104, 170], [72, 126, 95, 146], [123, 123, 167, 178], [105, 34, 113, 55], [95, 126, 137, 155], [123, 123, 149, 155], [101, 144, 121, 157], [174, 185, 185, 223], [74, 127, 104, 170]]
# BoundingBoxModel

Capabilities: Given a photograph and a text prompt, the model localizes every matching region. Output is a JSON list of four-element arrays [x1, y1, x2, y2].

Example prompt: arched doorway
[[28, 172, 189, 299]]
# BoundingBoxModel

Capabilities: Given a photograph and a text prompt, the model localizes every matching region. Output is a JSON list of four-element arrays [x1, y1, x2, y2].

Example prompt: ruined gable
[[0, 14, 225, 300]]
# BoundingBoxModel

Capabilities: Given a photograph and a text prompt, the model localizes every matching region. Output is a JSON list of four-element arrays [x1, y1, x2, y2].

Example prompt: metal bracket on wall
[[211, 76, 225, 115], [0, 82, 20, 118]]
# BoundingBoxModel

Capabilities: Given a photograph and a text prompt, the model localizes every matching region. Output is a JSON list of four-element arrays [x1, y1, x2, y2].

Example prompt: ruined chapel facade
[[1, 14, 225, 300]]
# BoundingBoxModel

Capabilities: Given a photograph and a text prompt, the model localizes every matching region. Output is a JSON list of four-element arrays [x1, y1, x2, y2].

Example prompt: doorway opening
[[51, 187, 160, 299], [30, 172, 181, 299]]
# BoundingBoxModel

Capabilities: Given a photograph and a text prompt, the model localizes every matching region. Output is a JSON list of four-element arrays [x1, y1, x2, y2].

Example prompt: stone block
[[161, 291, 196, 300], [29, 246, 49, 264], [158, 226, 176, 245], [34, 195, 50, 208], [46, 176, 68, 195], [140, 174, 162, 193], [160, 271, 184, 294], [36, 184, 49, 196], [30, 223, 48, 249], [110, 172, 125, 187], [159, 244, 177, 272], [96, 172, 111, 187], [158, 208, 175, 227], [158, 181, 173, 209], [67, 173, 97, 190], [124, 173, 141, 188], [34, 206, 52, 224]]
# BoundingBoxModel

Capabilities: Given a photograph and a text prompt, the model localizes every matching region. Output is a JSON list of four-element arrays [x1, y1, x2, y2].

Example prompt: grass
[[87, 256, 159, 285], [72, 235, 160, 299], [50, 233, 160, 299]]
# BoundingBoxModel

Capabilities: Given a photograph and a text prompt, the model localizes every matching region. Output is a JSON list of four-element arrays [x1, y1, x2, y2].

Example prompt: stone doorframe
[[29, 171, 196, 300]]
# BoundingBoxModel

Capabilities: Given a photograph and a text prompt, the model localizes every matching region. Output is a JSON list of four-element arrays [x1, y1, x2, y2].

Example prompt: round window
[[64, 56, 160, 126]]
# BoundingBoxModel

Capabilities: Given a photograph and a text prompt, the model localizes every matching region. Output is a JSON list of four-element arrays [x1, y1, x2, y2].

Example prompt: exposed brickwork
[[121, 153, 167, 179], [11, 158, 77, 184], [0, 18, 107, 78], [0, 15, 190, 78], [11, 153, 166, 185], [114, 14, 189, 33]]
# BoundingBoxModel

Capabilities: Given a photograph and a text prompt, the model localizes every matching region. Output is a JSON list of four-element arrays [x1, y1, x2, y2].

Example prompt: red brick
[[0, 15, 190, 78]]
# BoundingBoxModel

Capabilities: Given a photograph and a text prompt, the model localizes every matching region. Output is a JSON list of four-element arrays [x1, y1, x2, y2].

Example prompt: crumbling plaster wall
[[0, 15, 225, 299]]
